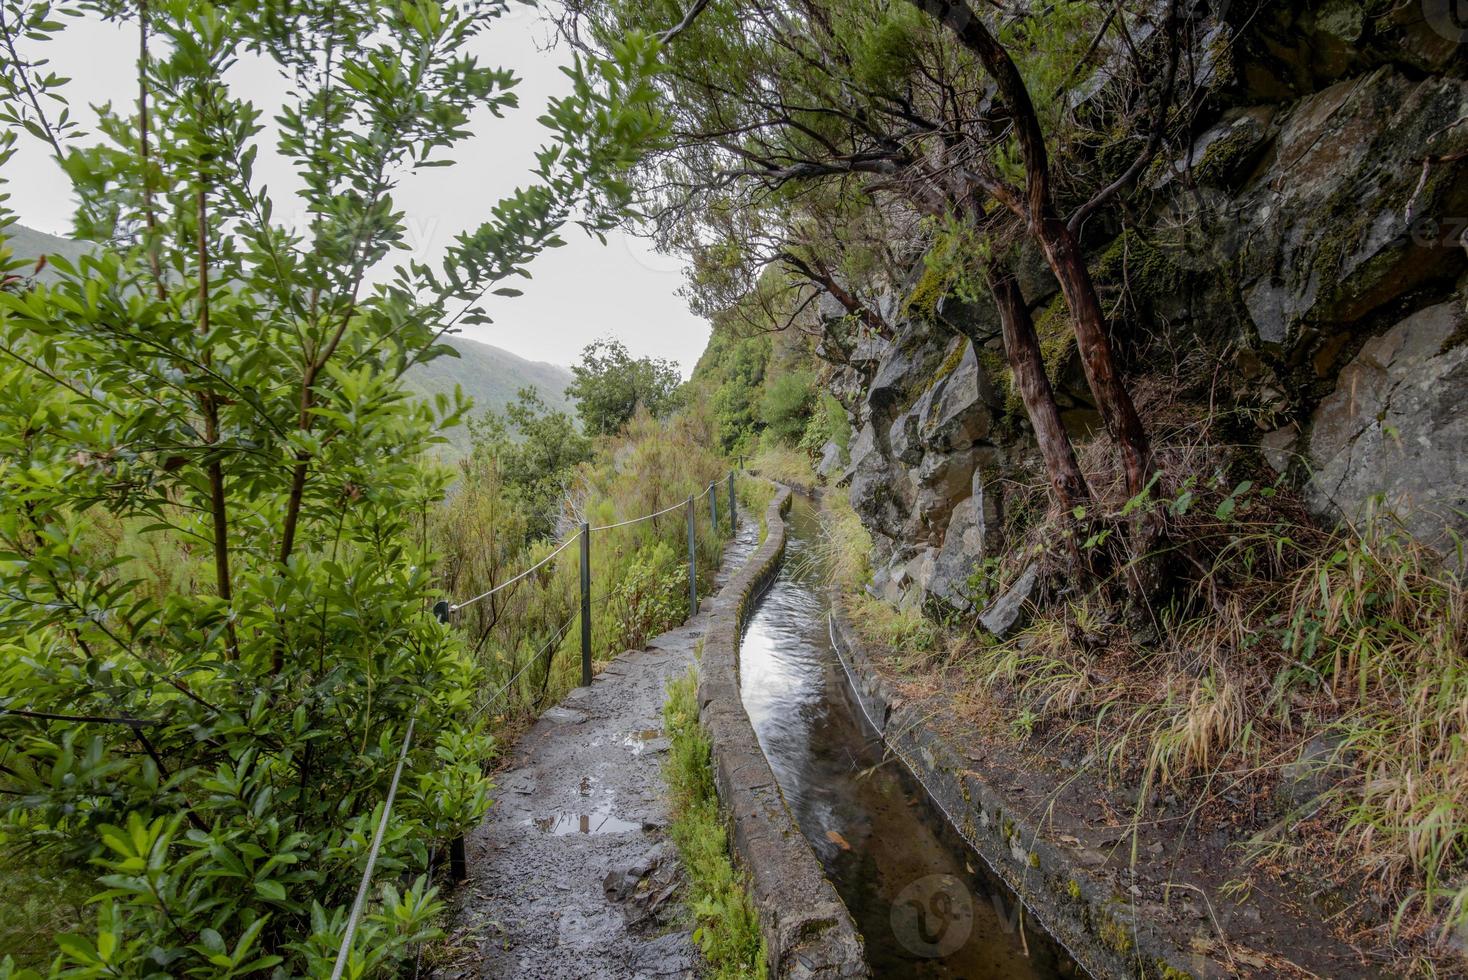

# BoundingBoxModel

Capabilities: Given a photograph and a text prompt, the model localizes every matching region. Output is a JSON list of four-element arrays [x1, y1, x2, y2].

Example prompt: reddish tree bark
[[911, 0, 1155, 497], [985, 265, 1091, 510], [1037, 215, 1153, 497]]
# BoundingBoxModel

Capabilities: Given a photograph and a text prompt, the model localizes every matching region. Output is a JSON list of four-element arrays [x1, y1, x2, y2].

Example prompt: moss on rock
[[1194, 121, 1269, 188], [1093, 228, 1187, 301], [905, 259, 953, 320]]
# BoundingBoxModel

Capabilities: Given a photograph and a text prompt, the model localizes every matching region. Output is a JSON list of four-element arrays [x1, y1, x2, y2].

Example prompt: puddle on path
[[622, 728, 664, 756], [529, 810, 643, 836]]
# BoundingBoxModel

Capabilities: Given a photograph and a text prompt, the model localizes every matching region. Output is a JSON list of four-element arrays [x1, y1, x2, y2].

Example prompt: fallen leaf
[[825, 830, 851, 851]]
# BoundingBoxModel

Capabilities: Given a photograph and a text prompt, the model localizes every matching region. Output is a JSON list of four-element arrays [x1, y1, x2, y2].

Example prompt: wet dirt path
[[436, 520, 760, 980]]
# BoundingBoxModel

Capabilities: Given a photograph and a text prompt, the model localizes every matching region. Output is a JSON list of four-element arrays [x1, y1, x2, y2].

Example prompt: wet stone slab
[[433, 522, 760, 979]]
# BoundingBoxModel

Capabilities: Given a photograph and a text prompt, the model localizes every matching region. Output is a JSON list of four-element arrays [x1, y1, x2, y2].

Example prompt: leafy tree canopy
[[566, 336, 682, 436], [0, 0, 665, 973], [468, 387, 594, 539]]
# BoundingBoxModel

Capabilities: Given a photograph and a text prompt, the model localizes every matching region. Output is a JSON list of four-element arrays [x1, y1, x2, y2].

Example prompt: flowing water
[[739, 494, 1083, 979]]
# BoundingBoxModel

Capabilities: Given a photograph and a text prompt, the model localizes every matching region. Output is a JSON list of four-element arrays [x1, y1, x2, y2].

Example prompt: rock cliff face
[[826, 1, 1468, 608], [839, 327, 1010, 609]]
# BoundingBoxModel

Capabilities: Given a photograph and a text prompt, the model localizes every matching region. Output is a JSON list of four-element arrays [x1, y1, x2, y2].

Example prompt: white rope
[[446, 479, 729, 610], [330, 715, 417, 980], [469, 608, 581, 723], [589, 484, 712, 532], [449, 532, 580, 613]]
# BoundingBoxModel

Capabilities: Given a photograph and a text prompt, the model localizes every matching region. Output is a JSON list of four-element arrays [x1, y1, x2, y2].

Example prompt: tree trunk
[[985, 264, 1091, 510], [1036, 215, 1152, 497], [913, 0, 1155, 497], [197, 182, 239, 658]]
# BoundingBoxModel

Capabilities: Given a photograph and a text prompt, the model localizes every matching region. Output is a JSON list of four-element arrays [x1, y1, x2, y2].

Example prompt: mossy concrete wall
[[828, 608, 1207, 980], [698, 487, 869, 978]]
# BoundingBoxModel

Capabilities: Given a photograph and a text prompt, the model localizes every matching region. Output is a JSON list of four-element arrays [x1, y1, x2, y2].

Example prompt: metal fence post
[[449, 834, 467, 883], [709, 481, 718, 530], [686, 496, 697, 617], [727, 470, 736, 533], [579, 521, 592, 687]]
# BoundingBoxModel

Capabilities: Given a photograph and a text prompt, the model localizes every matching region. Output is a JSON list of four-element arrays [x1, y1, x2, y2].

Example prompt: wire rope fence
[[0, 464, 749, 976], [327, 467, 743, 971]]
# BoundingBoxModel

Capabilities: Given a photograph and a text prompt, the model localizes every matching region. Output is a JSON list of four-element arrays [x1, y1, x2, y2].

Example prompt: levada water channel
[[739, 492, 1083, 978]]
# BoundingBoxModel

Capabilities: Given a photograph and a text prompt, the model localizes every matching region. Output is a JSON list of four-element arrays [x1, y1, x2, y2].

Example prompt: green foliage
[[434, 407, 735, 726], [799, 393, 851, 460], [917, 215, 994, 307], [662, 668, 767, 980], [703, 332, 770, 453], [0, 0, 664, 971], [0, 846, 89, 971], [567, 337, 684, 436], [607, 541, 685, 652], [467, 388, 593, 539], [848, 4, 926, 94], [962, 556, 1005, 612], [747, 440, 816, 491], [758, 368, 815, 445], [736, 473, 776, 542], [845, 593, 942, 657]]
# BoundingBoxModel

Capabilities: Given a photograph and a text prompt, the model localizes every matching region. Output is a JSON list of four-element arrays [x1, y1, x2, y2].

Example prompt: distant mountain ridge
[[403, 337, 575, 456], [3, 223, 93, 281], [2, 224, 572, 457]]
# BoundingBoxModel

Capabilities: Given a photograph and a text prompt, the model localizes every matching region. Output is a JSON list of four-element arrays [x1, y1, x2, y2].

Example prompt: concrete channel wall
[[697, 487, 869, 979], [828, 607, 1202, 979]]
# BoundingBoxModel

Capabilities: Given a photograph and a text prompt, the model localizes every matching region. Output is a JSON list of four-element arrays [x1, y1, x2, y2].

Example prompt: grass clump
[[737, 473, 777, 541], [746, 438, 818, 490], [845, 593, 944, 663], [965, 375, 1468, 962], [802, 488, 873, 593], [662, 667, 767, 979]]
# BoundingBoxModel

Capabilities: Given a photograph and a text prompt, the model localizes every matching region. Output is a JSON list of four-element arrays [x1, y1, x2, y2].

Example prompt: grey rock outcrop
[[843, 328, 1009, 611], [1306, 298, 1468, 558], [1233, 67, 1468, 357], [818, 0, 1468, 607]]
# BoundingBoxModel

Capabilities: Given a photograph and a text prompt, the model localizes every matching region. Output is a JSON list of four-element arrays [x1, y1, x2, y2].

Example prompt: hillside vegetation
[[565, 0, 1468, 972], [402, 337, 575, 456]]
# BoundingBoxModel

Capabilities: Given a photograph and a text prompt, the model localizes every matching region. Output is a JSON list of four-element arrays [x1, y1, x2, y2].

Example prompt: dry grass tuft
[[746, 440, 817, 490], [874, 370, 1468, 964]]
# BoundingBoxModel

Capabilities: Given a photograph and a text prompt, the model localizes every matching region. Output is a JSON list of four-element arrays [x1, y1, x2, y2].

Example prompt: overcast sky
[[4, 5, 709, 375]]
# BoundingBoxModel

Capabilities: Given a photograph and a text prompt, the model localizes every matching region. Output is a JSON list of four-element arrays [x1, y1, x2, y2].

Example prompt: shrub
[[758, 369, 816, 444], [799, 393, 852, 461], [0, 0, 663, 969], [567, 338, 684, 436], [609, 542, 686, 652]]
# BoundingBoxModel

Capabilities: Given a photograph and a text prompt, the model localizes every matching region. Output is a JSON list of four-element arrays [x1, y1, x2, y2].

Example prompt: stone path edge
[[827, 605, 1154, 978], [697, 485, 870, 979]]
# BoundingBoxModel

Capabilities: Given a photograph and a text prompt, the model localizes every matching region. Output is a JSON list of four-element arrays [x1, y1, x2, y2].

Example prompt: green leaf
[[254, 879, 287, 902]]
